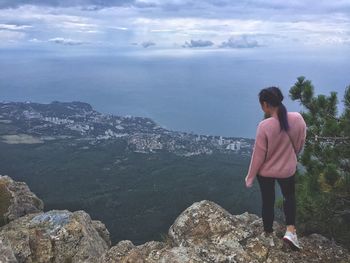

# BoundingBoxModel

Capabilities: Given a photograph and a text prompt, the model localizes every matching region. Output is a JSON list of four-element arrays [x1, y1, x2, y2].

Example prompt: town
[[0, 101, 253, 157]]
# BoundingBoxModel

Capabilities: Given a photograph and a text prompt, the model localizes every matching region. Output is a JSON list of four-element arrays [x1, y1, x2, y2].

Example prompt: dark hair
[[259, 86, 289, 132]]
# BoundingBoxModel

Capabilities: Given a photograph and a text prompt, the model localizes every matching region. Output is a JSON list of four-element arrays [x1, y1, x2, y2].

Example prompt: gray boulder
[[0, 175, 43, 226], [0, 210, 110, 263]]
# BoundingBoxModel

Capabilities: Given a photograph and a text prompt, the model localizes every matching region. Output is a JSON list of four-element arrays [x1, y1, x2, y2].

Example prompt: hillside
[[0, 101, 260, 245]]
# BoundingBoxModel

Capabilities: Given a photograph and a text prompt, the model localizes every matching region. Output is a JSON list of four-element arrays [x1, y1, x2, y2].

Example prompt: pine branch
[[314, 135, 350, 142]]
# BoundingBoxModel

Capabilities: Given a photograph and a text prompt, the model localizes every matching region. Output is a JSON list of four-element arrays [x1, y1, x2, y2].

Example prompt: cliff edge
[[0, 175, 349, 263]]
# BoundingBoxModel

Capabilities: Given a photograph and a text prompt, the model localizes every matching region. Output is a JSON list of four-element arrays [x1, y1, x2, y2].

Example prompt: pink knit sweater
[[245, 112, 307, 188]]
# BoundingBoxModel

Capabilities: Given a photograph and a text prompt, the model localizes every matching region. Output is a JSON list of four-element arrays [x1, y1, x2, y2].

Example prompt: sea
[[1, 47, 349, 139]]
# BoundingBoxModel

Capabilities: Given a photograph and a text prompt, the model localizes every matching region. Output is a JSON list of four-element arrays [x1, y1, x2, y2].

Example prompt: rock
[[102, 240, 168, 263], [167, 200, 253, 262], [149, 245, 205, 263], [102, 240, 136, 262], [0, 175, 44, 226], [93, 220, 112, 247], [1, 175, 349, 263], [0, 210, 111, 263], [0, 237, 18, 263], [112, 200, 350, 263]]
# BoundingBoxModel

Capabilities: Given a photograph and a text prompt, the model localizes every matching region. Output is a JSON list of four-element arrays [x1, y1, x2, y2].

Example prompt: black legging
[[257, 174, 296, 233]]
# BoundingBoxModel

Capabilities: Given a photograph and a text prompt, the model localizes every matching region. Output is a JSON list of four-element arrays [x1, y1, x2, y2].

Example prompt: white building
[[226, 143, 235, 150], [236, 141, 241, 150], [218, 136, 224, 145], [226, 141, 241, 151]]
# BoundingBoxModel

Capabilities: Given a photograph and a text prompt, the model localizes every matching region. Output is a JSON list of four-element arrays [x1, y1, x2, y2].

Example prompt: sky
[[0, 1, 350, 138], [0, 0, 349, 52]]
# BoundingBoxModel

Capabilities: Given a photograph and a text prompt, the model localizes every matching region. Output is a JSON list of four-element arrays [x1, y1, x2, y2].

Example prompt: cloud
[[0, 30, 26, 43], [182, 39, 214, 48], [29, 38, 42, 42], [0, 23, 32, 30], [1, 1, 349, 16], [48, 37, 85, 45], [0, 0, 135, 9], [141, 41, 155, 48], [134, 0, 157, 8], [0, 1, 349, 50], [109, 26, 128, 31], [219, 35, 260, 48]]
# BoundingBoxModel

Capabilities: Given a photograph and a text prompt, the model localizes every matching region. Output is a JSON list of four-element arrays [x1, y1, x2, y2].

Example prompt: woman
[[245, 86, 306, 250]]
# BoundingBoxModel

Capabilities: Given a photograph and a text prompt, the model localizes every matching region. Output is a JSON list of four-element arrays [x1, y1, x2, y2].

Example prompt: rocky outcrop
[[0, 175, 43, 226], [109, 200, 350, 263], [0, 210, 110, 263], [0, 176, 349, 263]]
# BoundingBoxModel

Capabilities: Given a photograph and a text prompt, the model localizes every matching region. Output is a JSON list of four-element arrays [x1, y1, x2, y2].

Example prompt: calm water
[[1, 48, 349, 138]]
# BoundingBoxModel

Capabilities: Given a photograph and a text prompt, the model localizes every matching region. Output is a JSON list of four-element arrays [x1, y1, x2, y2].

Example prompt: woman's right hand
[[245, 175, 253, 188]]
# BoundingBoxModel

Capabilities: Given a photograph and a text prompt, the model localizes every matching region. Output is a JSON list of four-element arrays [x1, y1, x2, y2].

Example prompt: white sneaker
[[283, 231, 301, 250]]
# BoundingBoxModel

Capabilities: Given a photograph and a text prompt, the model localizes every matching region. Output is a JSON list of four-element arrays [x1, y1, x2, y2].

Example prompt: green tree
[[289, 76, 350, 248]]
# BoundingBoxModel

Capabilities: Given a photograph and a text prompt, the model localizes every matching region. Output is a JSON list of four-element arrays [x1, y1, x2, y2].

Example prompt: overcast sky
[[0, 0, 349, 53]]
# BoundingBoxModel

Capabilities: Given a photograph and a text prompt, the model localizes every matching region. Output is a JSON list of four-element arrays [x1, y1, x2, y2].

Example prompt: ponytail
[[278, 103, 289, 132], [259, 86, 289, 132]]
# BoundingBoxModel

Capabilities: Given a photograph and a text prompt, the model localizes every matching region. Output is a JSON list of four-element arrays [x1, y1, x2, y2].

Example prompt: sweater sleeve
[[245, 122, 267, 187], [295, 115, 307, 155]]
